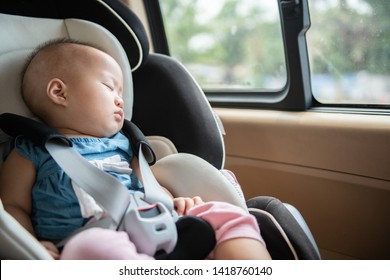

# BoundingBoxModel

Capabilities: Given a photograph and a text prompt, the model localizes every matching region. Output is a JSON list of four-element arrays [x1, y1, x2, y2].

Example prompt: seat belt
[[45, 137, 178, 256], [0, 113, 177, 256], [45, 139, 129, 228]]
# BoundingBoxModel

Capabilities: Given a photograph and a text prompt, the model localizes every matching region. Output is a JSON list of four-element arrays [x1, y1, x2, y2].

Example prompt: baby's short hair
[[20, 38, 106, 118], [21, 38, 104, 93]]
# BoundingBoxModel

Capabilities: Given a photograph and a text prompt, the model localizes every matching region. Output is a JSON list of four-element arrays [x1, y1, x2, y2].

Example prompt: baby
[[0, 39, 271, 260]]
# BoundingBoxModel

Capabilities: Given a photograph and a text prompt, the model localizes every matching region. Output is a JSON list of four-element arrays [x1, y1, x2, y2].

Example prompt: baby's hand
[[40, 240, 60, 260], [173, 196, 203, 216]]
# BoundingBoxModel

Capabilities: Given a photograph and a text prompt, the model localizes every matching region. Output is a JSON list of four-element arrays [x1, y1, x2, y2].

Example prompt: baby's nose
[[115, 96, 124, 108]]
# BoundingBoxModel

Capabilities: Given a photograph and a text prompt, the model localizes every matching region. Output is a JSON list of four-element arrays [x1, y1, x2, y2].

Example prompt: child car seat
[[0, 0, 321, 260]]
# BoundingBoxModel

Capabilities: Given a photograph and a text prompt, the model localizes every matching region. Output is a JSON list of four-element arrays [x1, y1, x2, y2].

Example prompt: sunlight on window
[[307, 0, 390, 105], [160, 0, 286, 91]]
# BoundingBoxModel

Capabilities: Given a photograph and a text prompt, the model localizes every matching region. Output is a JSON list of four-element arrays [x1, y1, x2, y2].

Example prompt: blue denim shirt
[[4, 132, 142, 241]]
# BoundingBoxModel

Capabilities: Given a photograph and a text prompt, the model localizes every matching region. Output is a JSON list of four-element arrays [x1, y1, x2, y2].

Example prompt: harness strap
[[0, 113, 70, 148], [121, 120, 174, 213], [45, 128, 178, 255], [45, 139, 130, 226]]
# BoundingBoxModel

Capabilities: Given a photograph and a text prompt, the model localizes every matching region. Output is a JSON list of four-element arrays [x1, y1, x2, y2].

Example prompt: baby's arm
[[0, 149, 36, 235], [0, 149, 60, 259]]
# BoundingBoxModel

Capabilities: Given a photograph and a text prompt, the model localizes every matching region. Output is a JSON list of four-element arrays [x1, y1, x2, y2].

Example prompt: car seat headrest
[[0, 13, 133, 146], [0, 0, 149, 71]]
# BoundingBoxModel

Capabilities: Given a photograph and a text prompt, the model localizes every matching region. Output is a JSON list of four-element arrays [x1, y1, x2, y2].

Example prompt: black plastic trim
[[143, 0, 169, 55], [148, 0, 312, 111]]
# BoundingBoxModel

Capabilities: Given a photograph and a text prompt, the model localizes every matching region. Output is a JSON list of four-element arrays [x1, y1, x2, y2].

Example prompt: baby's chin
[[77, 128, 121, 139], [100, 127, 123, 138]]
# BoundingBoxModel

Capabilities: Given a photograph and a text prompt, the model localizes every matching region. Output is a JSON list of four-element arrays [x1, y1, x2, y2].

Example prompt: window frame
[[144, 0, 390, 113]]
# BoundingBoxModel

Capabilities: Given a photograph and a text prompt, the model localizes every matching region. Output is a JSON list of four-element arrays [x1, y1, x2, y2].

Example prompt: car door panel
[[216, 108, 390, 260]]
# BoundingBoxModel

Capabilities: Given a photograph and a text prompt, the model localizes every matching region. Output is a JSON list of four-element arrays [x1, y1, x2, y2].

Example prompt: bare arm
[[0, 148, 36, 235], [0, 148, 61, 259]]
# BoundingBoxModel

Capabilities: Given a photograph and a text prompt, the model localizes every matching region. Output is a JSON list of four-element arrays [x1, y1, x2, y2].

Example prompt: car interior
[[0, 0, 321, 260], [1, 0, 389, 261]]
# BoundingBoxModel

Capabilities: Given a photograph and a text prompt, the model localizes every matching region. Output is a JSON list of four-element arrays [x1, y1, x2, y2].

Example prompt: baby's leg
[[187, 201, 271, 260], [60, 227, 154, 260]]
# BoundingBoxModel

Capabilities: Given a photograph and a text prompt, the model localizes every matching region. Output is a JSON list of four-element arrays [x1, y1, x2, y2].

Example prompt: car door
[[128, 0, 390, 260]]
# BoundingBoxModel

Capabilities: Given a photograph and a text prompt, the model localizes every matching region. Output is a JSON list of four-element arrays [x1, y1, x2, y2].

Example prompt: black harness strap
[[0, 113, 70, 149], [121, 119, 156, 165]]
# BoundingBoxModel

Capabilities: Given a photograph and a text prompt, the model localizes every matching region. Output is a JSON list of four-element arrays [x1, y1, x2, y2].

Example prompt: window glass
[[159, 0, 286, 91], [307, 0, 390, 105]]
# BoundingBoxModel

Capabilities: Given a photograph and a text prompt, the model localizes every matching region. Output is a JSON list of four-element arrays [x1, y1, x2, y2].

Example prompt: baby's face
[[64, 46, 125, 138]]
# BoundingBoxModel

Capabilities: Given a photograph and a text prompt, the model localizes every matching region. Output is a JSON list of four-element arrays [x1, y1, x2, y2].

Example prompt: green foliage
[[308, 0, 390, 75], [160, 0, 286, 89], [160, 0, 390, 90]]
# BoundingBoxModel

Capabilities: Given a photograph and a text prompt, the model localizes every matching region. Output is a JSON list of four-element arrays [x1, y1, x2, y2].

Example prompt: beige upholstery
[[152, 153, 247, 210], [146, 136, 178, 160]]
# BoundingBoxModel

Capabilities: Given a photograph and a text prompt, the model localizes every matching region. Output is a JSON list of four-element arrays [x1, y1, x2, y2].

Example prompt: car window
[[159, 0, 390, 109], [159, 0, 286, 92], [307, 0, 390, 106]]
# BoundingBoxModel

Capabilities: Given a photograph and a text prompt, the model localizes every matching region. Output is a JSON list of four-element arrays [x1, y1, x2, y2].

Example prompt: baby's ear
[[47, 78, 67, 106]]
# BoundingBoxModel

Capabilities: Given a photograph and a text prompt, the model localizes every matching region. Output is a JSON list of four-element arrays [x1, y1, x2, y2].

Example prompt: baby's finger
[[184, 197, 195, 213], [40, 241, 60, 260], [193, 196, 203, 205], [173, 198, 185, 216]]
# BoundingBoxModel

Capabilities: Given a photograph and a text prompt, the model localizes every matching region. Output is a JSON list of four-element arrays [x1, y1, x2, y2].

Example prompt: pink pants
[[60, 201, 264, 260]]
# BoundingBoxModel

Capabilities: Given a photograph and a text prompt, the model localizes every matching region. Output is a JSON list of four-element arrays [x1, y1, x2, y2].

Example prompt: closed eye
[[103, 83, 114, 91]]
